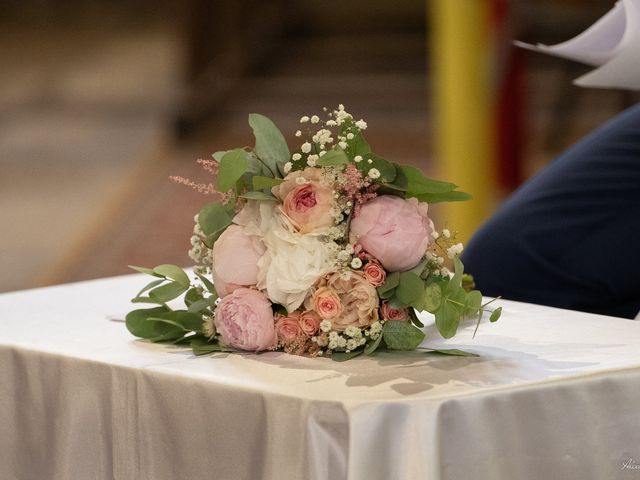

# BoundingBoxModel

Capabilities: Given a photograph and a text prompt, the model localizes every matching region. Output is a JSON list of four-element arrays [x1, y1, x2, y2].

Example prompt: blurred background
[[1, 0, 638, 292]]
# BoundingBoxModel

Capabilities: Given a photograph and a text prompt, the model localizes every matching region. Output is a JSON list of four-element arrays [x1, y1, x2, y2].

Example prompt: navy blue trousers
[[462, 103, 640, 318]]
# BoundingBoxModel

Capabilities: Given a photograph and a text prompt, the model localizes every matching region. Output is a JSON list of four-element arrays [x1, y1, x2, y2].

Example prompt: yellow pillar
[[429, 0, 494, 242]]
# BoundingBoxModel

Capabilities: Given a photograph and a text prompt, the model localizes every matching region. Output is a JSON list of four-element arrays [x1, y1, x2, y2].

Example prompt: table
[[2, 274, 640, 480]]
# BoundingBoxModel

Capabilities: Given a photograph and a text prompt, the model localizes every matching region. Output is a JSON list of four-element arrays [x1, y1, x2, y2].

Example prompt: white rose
[[234, 201, 336, 312]]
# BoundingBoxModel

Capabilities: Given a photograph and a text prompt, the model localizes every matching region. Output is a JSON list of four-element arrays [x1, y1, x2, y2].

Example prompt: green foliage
[[152, 264, 190, 288], [317, 148, 350, 166], [148, 310, 203, 333], [126, 307, 187, 342], [400, 165, 471, 203], [198, 202, 233, 247], [252, 175, 284, 190], [249, 113, 290, 176], [148, 281, 189, 304], [184, 287, 203, 306], [355, 153, 396, 183], [434, 300, 460, 339], [129, 265, 162, 277], [217, 149, 247, 192], [382, 320, 426, 350], [395, 271, 425, 310], [364, 333, 384, 355], [239, 191, 278, 201], [490, 307, 502, 322], [413, 191, 473, 203], [340, 119, 372, 159], [377, 272, 400, 299], [134, 278, 165, 298], [191, 338, 230, 356], [195, 273, 216, 295], [422, 348, 479, 357], [424, 283, 442, 311], [331, 349, 364, 362]]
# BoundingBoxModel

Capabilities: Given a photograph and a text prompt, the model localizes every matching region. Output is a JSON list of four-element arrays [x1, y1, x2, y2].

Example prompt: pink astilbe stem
[[196, 158, 219, 176], [169, 175, 221, 196]]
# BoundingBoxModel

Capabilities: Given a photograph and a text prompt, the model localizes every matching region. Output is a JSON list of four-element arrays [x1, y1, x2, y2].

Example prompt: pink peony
[[350, 195, 432, 272], [215, 288, 276, 351], [312, 287, 344, 319], [212, 224, 265, 297], [362, 261, 386, 286], [299, 310, 321, 336], [380, 302, 409, 321], [273, 168, 335, 233]]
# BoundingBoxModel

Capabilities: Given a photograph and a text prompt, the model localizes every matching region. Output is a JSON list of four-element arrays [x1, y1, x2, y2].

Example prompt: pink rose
[[315, 271, 379, 331], [299, 310, 321, 336], [275, 312, 304, 344], [273, 168, 335, 233], [215, 288, 276, 351], [350, 196, 432, 272], [312, 287, 344, 319], [212, 224, 265, 297], [380, 302, 409, 321], [363, 261, 386, 286]]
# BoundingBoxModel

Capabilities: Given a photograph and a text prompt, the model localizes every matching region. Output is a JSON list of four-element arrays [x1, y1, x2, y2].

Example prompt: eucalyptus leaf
[[239, 191, 278, 201], [400, 165, 458, 194], [412, 190, 472, 204], [198, 202, 232, 247], [190, 337, 235, 355], [191, 342, 224, 356], [356, 153, 396, 183], [423, 348, 479, 357], [382, 320, 426, 350], [434, 301, 460, 339], [252, 175, 284, 190], [153, 264, 190, 288], [249, 113, 290, 176], [424, 283, 442, 312], [465, 290, 483, 316], [130, 296, 163, 304], [134, 278, 165, 298], [364, 333, 384, 356], [147, 317, 189, 332], [184, 287, 203, 307], [212, 151, 227, 162], [341, 119, 371, 159], [151, 310, 203, 333], [187, 299, 211, 313], [129, 265, 163, 277], [331, 350, 364, 362], [317, 148, 349, 166], [377, 271, 400, 298], [148, 281, 189, 303], [125, 306, 171, 338], [218, 149, 247, 192], [450, 257, 464, 290], [396, 271, 425, 309], [195, 273, 217, 294], [148, 326, 186, 343]]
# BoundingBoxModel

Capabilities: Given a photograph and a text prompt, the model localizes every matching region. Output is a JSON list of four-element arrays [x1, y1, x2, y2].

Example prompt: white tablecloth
[[2, 274, 640, 480]]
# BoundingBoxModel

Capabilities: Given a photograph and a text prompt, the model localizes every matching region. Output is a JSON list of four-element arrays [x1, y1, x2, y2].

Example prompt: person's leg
[[462, 103, 640, 318]]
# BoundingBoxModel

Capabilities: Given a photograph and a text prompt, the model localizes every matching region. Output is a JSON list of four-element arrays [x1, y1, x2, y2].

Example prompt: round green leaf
[[424, 283, 442, 312]]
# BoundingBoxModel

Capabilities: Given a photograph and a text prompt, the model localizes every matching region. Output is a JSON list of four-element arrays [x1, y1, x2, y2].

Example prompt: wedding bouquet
[[126, 105, 500, 360]]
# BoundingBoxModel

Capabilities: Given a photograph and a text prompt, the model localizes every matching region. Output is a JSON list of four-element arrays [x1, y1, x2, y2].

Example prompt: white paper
[[515, 0, 640, 90]]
